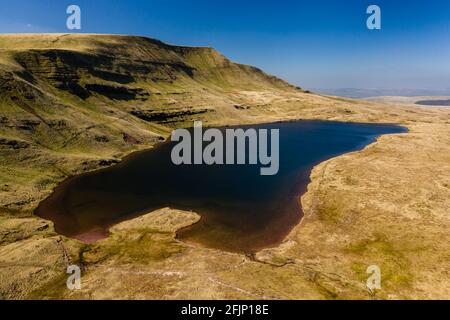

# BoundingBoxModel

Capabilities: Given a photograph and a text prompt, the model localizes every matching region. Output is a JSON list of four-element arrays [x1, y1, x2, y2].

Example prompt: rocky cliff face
[[2, 34, 296, 102]]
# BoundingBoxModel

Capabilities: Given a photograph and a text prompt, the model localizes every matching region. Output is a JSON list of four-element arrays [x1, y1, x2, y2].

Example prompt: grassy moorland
[[0, 34, 449, 299]]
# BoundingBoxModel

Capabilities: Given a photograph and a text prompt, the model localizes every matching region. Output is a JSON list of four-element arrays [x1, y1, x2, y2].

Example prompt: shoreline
[[33, 119, 408, 253]]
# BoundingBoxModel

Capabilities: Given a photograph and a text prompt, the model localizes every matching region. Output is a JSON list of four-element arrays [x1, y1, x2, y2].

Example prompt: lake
[[35, 120, 406, 253]]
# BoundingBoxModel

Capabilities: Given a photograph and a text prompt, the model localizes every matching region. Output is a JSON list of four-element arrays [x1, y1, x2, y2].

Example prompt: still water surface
[[35, 121, 406, 253]]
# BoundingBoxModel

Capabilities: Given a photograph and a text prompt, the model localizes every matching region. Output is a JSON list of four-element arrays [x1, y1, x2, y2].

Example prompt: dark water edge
[[415, 99, 450, 106], [35, 120, 407, 253]]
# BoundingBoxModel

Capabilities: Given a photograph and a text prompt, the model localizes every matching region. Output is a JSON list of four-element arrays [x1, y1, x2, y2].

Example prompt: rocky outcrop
[[0, 137, 30, 149], [130, 107, 214, 123]]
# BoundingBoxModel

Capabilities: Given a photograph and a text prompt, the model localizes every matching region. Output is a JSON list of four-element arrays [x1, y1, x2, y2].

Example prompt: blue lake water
[[35, 120, 406, 253]]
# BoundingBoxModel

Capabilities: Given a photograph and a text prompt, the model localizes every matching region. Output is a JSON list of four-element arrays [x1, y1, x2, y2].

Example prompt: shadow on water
[[35, 120, 407, 253]]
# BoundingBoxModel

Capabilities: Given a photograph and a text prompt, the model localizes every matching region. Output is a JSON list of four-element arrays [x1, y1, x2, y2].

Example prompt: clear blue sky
[[0, 0, 449, 90]]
